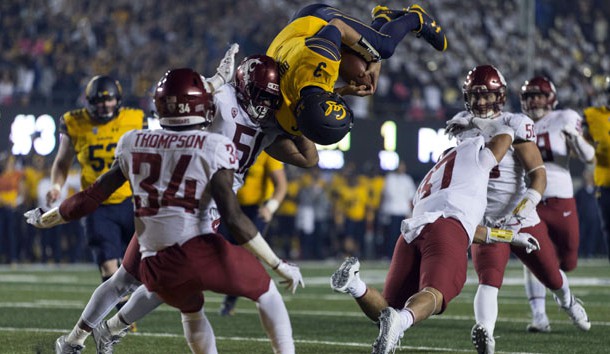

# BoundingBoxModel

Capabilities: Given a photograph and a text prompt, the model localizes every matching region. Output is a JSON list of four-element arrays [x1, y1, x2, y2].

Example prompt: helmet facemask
[[465, 90, 504, 118], [243, 84, 281, 122]]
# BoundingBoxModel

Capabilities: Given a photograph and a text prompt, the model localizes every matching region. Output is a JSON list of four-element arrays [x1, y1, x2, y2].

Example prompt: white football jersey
[[115, 129, 238, 257], [455, 111, 540, 227], [534, 109, 582, 198], [401, 136, 496, 244], [208, 84, 282, 187], [201, 84, 283, 232]]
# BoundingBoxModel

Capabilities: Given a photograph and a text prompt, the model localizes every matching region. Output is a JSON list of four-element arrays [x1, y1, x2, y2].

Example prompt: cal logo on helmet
[[295, 91, 354, 145]]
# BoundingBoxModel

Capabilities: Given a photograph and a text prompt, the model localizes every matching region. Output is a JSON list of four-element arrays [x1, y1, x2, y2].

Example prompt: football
[[339, 49, 373, 89]]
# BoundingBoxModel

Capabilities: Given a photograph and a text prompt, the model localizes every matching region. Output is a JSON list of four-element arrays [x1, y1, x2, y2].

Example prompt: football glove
[[512, 232, 541, 254], [471, 117, 515, 140], [485, 227, 540, 253], [207, 43, 239, 92], [24, 207, 66, 229], [273, 261, 305, 294], [562, 123, 595, 162], [445, 112, 472, 139]]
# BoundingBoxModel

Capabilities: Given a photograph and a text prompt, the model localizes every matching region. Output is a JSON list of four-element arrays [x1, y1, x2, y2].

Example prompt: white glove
[[273, 261, 305, 294], [512, 188, 541, 221], [562, 124, 580, 141], [562, 123, 595, 162], [24, 207, 66, 229], [445, 112, 472, 139], [472, 118, 515, 140], [207, 43, 240, 92], [511, 232, 541, 253]]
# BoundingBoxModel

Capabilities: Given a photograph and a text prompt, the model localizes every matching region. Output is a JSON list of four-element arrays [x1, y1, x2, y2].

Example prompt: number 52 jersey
[[114, 129, 238, 257]]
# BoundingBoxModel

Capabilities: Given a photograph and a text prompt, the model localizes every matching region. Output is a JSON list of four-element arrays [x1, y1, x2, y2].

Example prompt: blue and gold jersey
[[584, 106, 610, 187], [267, 15, 341, 136], [237, 151, 284, 206], [60, 107, 146, 204]]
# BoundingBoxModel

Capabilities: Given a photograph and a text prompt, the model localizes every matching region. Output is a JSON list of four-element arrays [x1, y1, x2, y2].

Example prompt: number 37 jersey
[[115, 129, 238, 256]]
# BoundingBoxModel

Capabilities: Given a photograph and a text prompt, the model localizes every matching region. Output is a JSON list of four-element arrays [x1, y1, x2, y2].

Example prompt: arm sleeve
[[59, 180, 113, 220], [306, 24, 341, 60]]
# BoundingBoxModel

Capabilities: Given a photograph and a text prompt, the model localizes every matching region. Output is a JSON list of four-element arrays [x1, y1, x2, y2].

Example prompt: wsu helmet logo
[[166, 96, 177, 113], [242, 58, 263, 84], [324, 100, 347, 120]]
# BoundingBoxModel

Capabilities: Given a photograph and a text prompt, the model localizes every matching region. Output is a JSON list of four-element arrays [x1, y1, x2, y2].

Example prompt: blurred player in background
[[46, 75, 146, 288], [27, 67, 305, 354], [520, 76, 595, 332], [447, 65, 590, 354], [331, 117, 540, 354], [220, 150, 287, 316], [583, 76, 610, 262], [267, 3, 447, 145]]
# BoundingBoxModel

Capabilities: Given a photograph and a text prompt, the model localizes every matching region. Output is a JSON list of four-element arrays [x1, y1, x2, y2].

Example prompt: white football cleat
[[554, 295, 591, 331], [526, 312, 551, 333], [55, 335, 84, 354], [371, 307, 403, 354], [471, 323, 495, 354], [330, 257, 360, 294], [92, 320, 128, 354]]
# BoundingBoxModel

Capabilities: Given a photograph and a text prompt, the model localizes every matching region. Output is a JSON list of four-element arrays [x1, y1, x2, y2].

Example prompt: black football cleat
[[408, 4, 448, 52]]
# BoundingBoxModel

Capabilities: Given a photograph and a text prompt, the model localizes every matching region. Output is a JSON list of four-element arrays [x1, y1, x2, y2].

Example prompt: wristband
[[264, 199, 280, 214], [486, 227, 514, 243], [242, 232, 281, 269], [41, 207, 67, 228]]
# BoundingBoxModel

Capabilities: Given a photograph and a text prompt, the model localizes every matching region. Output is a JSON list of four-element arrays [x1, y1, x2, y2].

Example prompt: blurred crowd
[[0, 0, 609, 119], [0, 153, 606, 264]]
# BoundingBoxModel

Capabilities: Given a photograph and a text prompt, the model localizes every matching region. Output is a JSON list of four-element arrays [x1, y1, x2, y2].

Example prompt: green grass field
[[0, 258, 608, 354]]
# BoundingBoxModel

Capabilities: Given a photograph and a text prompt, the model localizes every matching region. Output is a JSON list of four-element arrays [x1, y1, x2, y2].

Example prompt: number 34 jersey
[[115, 129, 238, 257]]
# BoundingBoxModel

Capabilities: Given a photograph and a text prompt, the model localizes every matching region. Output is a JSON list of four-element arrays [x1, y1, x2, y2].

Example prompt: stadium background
[[0, 0, 608, 176]]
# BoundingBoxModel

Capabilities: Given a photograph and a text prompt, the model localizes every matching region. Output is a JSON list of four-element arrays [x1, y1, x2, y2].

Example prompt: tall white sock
[[550, 270, 572, 307], [257, 280, 294, 354], [397, 308, 415, 331], [348, 275, 367, 298], [81, 267, 141, 329], [473, 284, 499, 336], [523, 266, 547, 315], [117, 284, 164, 326], [181, 310, 217, 354], [65, 325, 89, 346]]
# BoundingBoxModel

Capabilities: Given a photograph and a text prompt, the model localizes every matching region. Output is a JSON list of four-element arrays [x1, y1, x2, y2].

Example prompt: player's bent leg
[[523, 266, 550, 333], [182, 309, 217, 354], [256, 281, 295, 354], [80, 266, 141, 329]]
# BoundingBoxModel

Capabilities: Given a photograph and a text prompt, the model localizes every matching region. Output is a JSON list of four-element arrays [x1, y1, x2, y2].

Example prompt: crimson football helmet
[[463, 65, 507, 118], [154, 68, 215, 127], [520, 76, 557, 119], [235, 55, 281, 122], [295, 91, 354, 145], [85, 75, 122, 123]]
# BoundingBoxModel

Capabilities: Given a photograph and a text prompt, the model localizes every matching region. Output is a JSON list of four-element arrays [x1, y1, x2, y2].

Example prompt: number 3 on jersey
[[132, 152, 197, 216], [417, 150, 457, 199]]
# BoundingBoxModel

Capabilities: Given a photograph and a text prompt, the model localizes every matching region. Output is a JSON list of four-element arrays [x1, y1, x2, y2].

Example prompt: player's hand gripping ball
[[339, 49, 373, 90]]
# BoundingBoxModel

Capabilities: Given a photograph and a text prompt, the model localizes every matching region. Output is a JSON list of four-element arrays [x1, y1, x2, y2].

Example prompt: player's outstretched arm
[[211, 168, 304, 293], [473, 225, 540, 253], [26, 163, 126, 228]]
